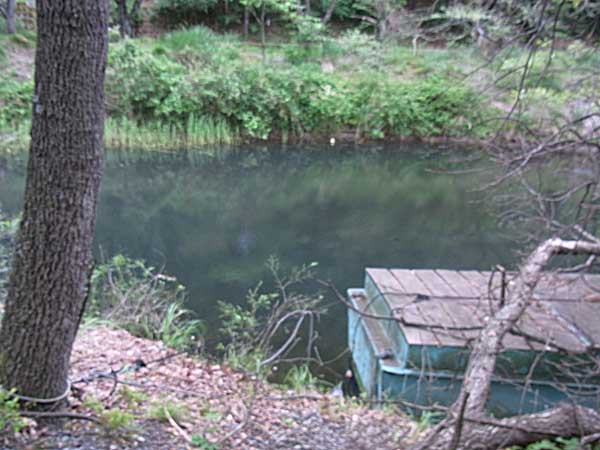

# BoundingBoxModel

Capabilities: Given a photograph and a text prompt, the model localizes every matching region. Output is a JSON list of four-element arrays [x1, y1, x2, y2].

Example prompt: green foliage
[[218, 258, 324, 375], [82, 396, 106, 414], [338, 75, 481, 138], [89, 254, 205, 351], [106, 40, 189, 121], [100, 408, 135, 430], [0, 388, 25, 434], [155, 26, 241, 64], [511, 437, 600, 450], [218, 283, 280, 360], [147, 400, 188, 423], [119, 386, 149, 408], [284, 364, 318, 391], [0, 79, 33, 126], [0, 26, 520, 148], [191, 435, 220, 450], [105, 116, 236, 150]]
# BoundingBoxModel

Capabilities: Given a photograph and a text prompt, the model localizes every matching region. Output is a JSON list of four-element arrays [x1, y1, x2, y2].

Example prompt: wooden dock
[[348, 268, 600, 415]]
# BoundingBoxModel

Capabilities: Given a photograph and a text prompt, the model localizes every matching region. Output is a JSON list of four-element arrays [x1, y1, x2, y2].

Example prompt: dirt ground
[[1, 327, 417, 450]]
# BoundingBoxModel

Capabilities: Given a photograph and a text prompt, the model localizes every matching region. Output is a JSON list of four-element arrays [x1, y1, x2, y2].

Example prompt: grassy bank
[[1, 26, 597, 152], [0, 116, 236, 153], [0, 27, 487, 152]]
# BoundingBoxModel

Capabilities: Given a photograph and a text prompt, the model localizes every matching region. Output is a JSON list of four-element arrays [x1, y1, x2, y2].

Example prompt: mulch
[[1, 326, 418, 450]]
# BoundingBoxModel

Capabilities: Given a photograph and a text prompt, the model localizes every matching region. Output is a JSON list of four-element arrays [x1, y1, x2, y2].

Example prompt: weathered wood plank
[[536, 273, 600, 301], [436, 269, 481, 298], [366, 268, 600, 352], [457, 270, 489, 295], [413, 270, 460, 297], [366, 268, 405, 294], [390, 269, 433, 296]]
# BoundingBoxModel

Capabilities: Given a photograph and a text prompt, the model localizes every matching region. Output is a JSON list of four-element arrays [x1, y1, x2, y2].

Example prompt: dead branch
[[414, 237, 600, 450]]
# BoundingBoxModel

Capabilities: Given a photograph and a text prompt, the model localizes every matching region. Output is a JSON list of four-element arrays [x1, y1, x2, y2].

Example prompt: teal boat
[[348, 268, 600, 416]]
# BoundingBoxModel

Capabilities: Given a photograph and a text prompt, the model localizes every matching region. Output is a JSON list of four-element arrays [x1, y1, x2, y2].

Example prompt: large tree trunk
[[5, 0, 16, 34], [0, 0, 108, 400]]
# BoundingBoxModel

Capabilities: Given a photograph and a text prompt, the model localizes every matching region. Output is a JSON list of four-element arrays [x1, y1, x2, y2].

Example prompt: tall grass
[[0, 117, 236, 154], [105, 116, 237, 150]]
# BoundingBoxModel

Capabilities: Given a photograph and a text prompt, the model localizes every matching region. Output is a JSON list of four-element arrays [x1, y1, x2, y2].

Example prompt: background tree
[[114, 0, 143, 38], [0, 0, 16, 34], [0, 0, 108, 400]]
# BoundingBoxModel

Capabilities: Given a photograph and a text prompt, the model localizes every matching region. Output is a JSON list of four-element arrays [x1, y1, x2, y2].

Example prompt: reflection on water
[[0, 144, 516, 374]]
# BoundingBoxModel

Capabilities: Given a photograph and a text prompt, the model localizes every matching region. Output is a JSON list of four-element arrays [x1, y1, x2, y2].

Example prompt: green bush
[[2, 33, 486, 146], [0, 388, 25, 434], [89, 254, 205, 351], [0, 79, 33, 126], [339, 75, 480, 138], [106, 40, 190, 121]]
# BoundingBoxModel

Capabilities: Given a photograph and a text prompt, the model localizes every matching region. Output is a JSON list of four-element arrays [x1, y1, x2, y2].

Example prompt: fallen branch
[[164, 406, 192, 445], [20, 410, 101, 424]]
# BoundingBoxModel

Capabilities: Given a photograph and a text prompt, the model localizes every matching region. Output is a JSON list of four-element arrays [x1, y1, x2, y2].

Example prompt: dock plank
[[366, 268, 600, 352], [435, 269, 481, 298], [413, 270, 460, 297], [366, 268, 406, 294], [390, 269, 433, 296]]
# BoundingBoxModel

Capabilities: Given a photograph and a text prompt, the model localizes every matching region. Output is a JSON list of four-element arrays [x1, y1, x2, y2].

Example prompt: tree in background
[[0, 0, 16, 34], [114, 0, 143, 37], [411, 1, 600, 448], [0, 0, 108, 400]]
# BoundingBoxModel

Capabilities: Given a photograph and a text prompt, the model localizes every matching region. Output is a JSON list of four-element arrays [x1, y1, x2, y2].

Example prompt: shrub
[[100, 409, 135, 430], [89, 254, 205, 351], [147, 399, 188, 423], [340, 75, 480, 138], [0, 388, 25, 434], [0, 80, 33, 126], [106, 40, 191, 121], [218, 258, 325, 375]]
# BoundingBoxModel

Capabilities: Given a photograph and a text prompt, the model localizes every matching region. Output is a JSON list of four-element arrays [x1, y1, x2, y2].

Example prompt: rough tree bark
[[414, 238, 600, 450], [0, 0, 108, 399]]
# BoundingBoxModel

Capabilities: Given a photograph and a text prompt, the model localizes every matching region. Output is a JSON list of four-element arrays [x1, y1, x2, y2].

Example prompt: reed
[[104, 116, 237, 150]]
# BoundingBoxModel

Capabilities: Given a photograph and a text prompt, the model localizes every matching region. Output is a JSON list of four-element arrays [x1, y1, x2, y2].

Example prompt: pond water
[[0, 143, 516, 376]]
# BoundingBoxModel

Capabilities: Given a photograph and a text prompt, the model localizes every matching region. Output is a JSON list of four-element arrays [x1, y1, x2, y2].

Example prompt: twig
[[164, 406, 192, 444], [216, 400, 250, 445], [448, 391, 469, 450], [20, 411, 101, 424]]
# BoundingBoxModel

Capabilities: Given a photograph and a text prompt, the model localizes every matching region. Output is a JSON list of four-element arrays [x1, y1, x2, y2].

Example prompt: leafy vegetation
[[284, 364, 320, 391], [88, 254, 205, 351], [218, 258, 325, 376], [147, 399, 188, 423], [0, 388, 24, 434], [0, 25, 492, 152], [99, 408, 136, 430], [512, 438, 600, 450]]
